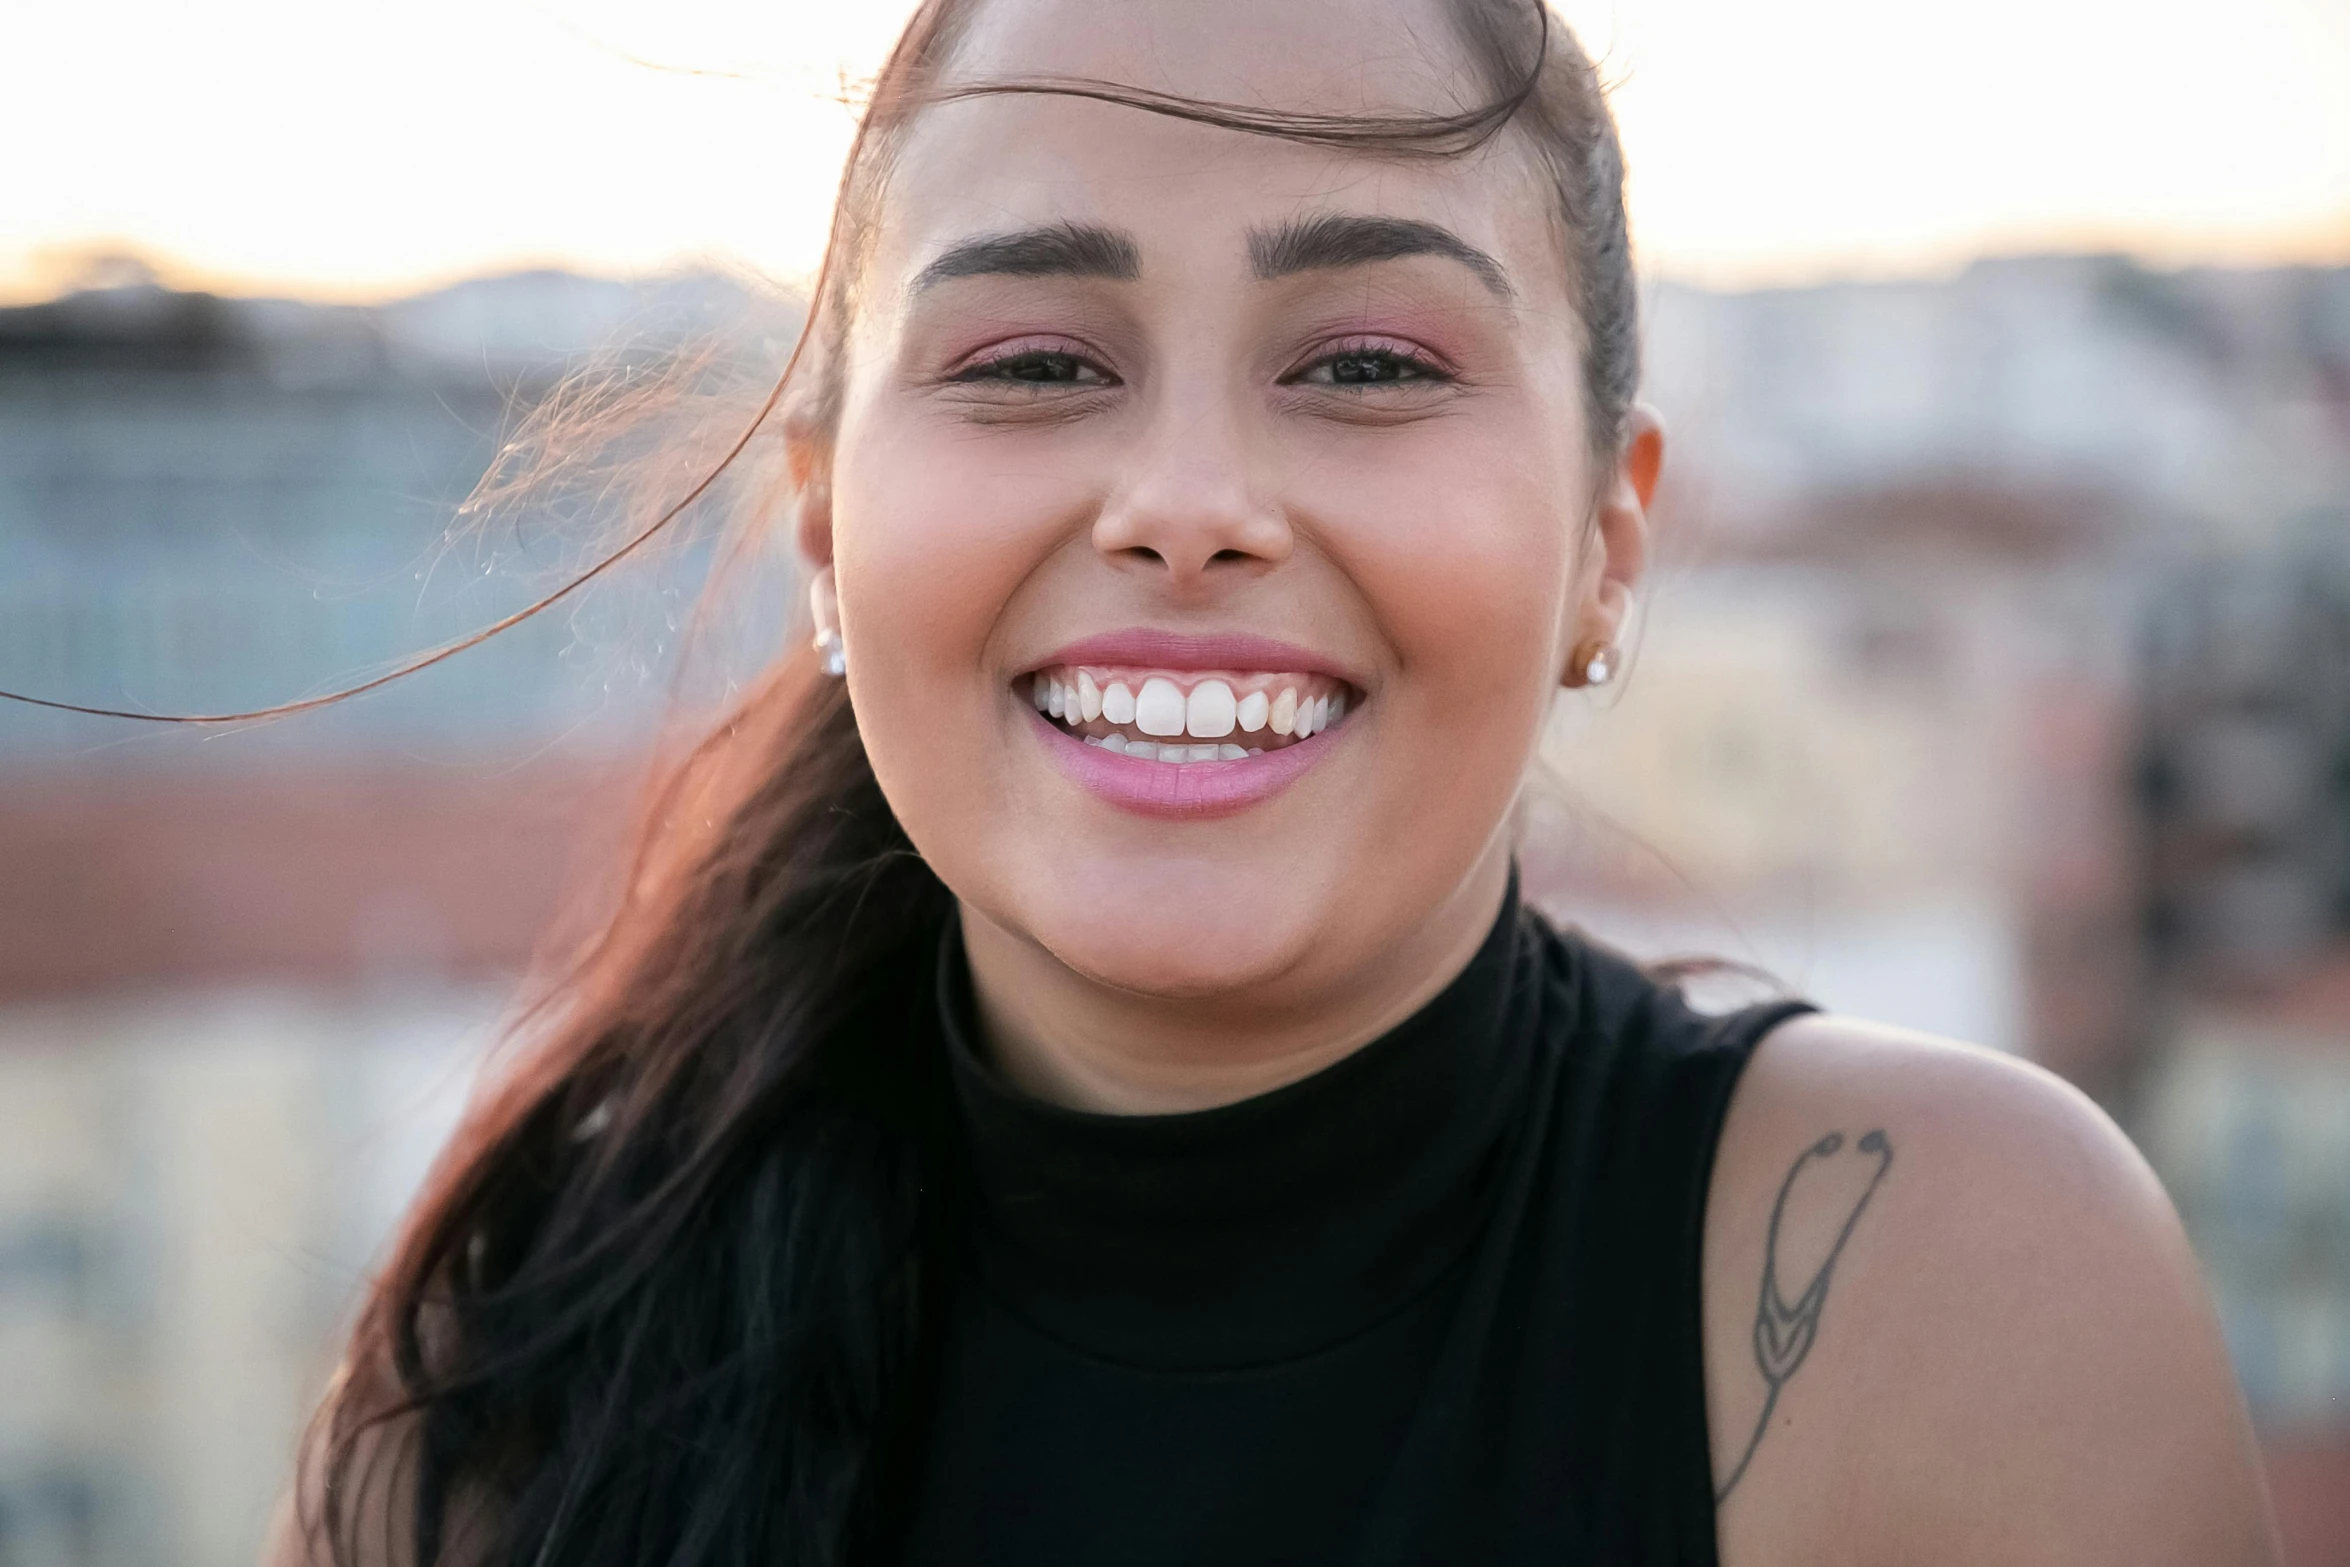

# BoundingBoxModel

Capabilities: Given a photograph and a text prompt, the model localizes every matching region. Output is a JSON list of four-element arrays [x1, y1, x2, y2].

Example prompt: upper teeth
[[1028, 666, 1351, 753], [1136, 677, 1187, 737]]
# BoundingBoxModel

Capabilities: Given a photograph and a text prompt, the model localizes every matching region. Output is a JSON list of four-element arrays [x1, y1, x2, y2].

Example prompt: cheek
[[829, 398, 1075, 695], [1304, 419, 1579, 746], [825, 385, 1102, 902]]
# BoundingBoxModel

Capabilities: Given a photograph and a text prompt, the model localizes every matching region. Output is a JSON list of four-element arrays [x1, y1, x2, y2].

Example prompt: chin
[[1027, 877, 1324, 1002]]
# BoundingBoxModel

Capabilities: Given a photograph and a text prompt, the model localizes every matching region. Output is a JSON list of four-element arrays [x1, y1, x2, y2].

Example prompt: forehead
[[867, 0, 1563, 299], [950, 0, 1484, 113]]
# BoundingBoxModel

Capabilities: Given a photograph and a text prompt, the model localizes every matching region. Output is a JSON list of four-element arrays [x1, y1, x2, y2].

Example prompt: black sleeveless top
[[891, 882, 1812, 1565]]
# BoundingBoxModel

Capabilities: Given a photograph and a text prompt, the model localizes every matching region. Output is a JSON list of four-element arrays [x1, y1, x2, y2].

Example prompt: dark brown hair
[[302, 4, 1642, 1563]]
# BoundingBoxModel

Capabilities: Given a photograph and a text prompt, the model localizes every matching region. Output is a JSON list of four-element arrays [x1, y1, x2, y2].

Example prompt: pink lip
[[1030, 710, 1342, 819], [1026, 628, 1362, 685]]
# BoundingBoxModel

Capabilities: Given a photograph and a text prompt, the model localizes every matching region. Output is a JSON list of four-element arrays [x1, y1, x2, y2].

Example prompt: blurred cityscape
[[2, 252, 2348, 1564]]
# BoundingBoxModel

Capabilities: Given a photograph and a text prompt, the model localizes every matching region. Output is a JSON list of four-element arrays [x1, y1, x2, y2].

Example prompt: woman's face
[[816, 0, 1641, 1026]]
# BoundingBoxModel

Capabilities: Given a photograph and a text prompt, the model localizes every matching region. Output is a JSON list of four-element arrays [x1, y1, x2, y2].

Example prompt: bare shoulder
[[1702, 1013, 2280, 1567]]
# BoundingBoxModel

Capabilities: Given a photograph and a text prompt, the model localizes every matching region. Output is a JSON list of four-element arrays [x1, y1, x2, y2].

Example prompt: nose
[[1091, 398, 1292, 589]]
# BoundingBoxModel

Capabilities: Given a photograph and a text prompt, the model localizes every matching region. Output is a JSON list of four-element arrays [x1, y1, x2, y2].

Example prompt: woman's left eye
[[1292, 346, 1447, 388]]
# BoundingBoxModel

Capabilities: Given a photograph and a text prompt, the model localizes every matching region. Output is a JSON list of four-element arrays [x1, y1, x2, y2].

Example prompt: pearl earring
[[1567, 638, 1619, 689], [808, 565, 845, 678]]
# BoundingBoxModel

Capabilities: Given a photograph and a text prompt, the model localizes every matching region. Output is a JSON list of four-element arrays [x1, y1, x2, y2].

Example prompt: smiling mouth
[[1025, 665, 1356, 763]]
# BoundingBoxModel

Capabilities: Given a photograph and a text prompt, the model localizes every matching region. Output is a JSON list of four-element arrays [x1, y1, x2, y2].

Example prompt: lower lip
[[1030, 709, 1343, 819]]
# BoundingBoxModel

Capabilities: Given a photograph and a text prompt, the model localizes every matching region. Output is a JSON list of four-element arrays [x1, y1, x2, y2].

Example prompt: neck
[[959, 845, 1514, 1114]]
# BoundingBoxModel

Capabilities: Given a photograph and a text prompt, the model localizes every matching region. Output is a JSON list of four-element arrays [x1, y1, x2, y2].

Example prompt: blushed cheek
[[827, 398, 1082, 839], [1316, 452, 1573, 765], [830, 419, 1003, 763]]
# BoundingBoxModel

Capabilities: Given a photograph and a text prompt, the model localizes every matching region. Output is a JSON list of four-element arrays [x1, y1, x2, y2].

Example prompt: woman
[[280, 0, 2279, 1562]]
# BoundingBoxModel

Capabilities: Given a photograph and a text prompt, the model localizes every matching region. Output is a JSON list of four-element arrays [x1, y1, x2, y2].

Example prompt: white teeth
[[1037, 667, 1349, 758], [1087, 735, 1266, 764], [1185, 679, 1237, 738], [1135, 677, 1186, 737]]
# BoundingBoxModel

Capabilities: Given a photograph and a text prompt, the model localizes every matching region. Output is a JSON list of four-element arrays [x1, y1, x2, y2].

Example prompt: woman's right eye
[[956, 350, 1111, 386]]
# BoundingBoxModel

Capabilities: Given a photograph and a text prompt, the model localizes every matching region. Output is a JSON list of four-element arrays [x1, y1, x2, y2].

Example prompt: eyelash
[[946, 337, 1454, 392], [950, 343, 1112, 388], [1289, 338, 1452, 390]]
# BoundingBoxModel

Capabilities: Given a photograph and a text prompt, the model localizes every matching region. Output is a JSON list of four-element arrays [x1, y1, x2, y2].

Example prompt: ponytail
[[310, 659, 952, 1565]]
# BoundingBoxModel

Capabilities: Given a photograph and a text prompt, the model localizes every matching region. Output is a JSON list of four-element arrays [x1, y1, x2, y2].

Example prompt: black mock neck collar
[[933, 878, 1544, 1371]]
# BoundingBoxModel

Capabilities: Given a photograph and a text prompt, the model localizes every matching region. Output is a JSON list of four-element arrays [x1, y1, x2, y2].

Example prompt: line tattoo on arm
[[1714, 1128, 1895, 1503]]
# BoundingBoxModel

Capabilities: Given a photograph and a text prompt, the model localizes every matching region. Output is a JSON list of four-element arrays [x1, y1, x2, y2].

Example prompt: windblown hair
[[302, 3, 1643, 1563]]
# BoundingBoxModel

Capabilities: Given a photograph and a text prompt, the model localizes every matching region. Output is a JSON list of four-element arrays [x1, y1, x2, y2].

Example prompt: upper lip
[[1024, 628, 1364, 685]]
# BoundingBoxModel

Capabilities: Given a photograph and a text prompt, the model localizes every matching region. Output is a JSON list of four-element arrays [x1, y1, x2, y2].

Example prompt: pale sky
[[6, 0, 2347, 303]]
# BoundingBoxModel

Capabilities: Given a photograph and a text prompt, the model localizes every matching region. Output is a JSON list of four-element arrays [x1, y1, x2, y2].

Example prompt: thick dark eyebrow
[[1248, 213, 1514, 300], [909, 222, 1143, 295]]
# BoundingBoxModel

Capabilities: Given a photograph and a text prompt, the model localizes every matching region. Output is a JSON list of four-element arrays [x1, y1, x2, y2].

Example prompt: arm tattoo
[[1714, 1128, 1895, 1503]]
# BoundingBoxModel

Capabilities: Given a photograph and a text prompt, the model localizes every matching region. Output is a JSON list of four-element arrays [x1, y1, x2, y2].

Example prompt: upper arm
[[1703, 1014, 2280, 1567]]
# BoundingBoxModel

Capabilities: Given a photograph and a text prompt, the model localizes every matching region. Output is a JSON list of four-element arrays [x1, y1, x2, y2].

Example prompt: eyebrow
[[909, 222, 1143, 294], [1249, 213, 1514, 299]]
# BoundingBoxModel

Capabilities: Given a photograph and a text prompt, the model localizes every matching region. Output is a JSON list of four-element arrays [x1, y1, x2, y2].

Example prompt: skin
[[1706, 1021, 2281, 1566]]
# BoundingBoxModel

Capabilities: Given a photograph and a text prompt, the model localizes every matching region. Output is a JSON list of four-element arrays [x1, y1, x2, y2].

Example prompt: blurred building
[[0, 268, 771, 1567], [2, 252, 2348, 1565]]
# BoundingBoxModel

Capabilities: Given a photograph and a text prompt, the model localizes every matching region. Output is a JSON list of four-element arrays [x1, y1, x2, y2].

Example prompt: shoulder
[[1702, 1012, 2279, 1567]]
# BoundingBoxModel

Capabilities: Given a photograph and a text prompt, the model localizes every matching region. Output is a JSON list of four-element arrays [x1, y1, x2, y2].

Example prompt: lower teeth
[[1084, 735, 1259, 763]]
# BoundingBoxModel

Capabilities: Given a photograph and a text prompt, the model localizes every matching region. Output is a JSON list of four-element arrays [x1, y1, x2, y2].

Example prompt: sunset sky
[[6, 0, 2347, 303]]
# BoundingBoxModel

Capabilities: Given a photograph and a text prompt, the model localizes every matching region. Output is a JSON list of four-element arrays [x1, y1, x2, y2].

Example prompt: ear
[[1564, 402, 1663, 684], [787, 417, 835, 569], [787, 418, 843, 648]]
